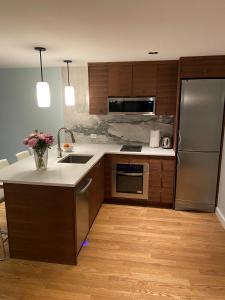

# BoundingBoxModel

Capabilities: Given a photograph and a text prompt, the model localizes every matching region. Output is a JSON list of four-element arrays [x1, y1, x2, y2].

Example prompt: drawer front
[[161, 172, 174, 188], [149, 159, 161, 171], [111, 155, 130, 164], [149, 187, 161, 202], [162, 159, 175, 171], [149, 171, 161, 187], [161, 188, 174, 204]]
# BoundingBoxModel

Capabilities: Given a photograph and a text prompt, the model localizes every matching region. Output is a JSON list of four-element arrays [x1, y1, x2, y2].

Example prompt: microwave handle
[[117, 171, 143, 176]]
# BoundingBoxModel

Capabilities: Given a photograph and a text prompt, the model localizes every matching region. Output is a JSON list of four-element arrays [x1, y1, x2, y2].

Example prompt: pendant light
[[34, 47, 51, 107], [64, 60, 75, 106]]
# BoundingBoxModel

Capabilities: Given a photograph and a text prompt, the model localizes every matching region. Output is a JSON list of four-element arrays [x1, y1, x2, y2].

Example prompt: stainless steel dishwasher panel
[[75, 177, 92, 254]]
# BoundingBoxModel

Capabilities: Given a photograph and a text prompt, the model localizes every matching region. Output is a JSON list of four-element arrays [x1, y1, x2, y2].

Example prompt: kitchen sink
[[58, 154, 93, 164]]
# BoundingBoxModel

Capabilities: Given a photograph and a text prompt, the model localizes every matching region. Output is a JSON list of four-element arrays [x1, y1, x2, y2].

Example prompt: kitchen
[[1, 1, 225, 299]]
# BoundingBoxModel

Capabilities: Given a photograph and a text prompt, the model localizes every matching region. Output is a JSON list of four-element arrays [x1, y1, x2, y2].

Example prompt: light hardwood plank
[[0, 203, 225, 300]]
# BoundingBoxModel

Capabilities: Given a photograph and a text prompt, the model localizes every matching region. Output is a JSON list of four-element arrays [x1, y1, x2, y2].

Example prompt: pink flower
[[23, 138, 29, 145], [28, 138, 37, 148], [45, 134, 54, 145], [38, 133, 46, 140], [23, 130, 54, 150]]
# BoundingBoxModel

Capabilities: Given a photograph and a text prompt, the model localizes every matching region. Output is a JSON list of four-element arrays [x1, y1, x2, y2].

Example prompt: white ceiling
[[0, 0, 225, 67]]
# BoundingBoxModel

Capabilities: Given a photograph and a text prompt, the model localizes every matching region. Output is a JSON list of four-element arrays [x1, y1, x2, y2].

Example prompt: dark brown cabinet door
[[132, 62, 157, 96], [88, 158, 104, 228], [89, 60, 179, 115], [204, 56, 225, 77], [161, 158, 175, 205], [88, 63, 108, 115], [180, 56, 225, 78], [97, 158, 104, 208], [161, 188, 174, 204], [180, 57, 205, 78], [149, 159, 161, 203], [108, 63, 132, 96], [149, 158, 175, 205], [156, 61, 178, 115]]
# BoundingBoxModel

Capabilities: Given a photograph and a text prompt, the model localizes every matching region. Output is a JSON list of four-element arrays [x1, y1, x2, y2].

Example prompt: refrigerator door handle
[[178, 131, 182, 148], [177, 153, 181, 167]]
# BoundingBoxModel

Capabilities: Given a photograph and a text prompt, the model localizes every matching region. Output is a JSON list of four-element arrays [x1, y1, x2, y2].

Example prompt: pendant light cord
[[66, 61, 70, 86], [35, 47, 46, 82], [39, 49, 44, 82]]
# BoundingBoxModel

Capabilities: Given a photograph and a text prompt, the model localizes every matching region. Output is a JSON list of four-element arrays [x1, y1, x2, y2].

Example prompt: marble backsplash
[[62, 66, 174, 145]]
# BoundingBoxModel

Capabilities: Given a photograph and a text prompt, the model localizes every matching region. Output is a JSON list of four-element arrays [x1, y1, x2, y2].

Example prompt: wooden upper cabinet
[[88, 63, 108, 115], [108, 63, 132, 96], [156, 61, 178, 115], [180, 56, 225, 78], [132, 62, 157, 96], [88, 60, 179, 115]]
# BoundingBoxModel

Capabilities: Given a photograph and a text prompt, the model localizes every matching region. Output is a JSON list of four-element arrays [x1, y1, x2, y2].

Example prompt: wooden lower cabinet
[[4, 158, 105, 265], [161, 188, 174, 203], [148, 187, 161, 203], [149, 157, 175, 206], [104, 154, 112, 200], [88, 157, 104, 228], [4, 183, 77, 265], [104, 154, 176, 207]]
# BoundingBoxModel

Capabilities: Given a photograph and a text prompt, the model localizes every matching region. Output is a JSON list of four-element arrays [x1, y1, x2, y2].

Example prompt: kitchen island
[[0, 143, 175, 265]]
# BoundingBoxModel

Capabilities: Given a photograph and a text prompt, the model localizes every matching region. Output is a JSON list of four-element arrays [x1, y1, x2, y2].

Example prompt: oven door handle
[[117, 171, 143, 176]]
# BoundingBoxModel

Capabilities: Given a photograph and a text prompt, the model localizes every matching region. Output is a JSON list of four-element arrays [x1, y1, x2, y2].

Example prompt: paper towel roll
[[149, 130, 160, 148]]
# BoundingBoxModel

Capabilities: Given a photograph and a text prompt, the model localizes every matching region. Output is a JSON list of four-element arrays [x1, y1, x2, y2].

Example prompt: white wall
[[217, 129, 225, 228], [0, 68, 64, 163]]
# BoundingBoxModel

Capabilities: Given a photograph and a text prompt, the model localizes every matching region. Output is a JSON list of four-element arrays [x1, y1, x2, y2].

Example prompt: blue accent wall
[[0, 68, 64, 163]]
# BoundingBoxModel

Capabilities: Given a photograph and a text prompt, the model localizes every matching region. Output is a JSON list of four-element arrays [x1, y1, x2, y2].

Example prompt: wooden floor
[[1, 203, 225, 300]]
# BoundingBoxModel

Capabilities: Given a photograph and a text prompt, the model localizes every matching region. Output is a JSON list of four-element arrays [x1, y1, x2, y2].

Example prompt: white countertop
[[0, 143, 175, 187]]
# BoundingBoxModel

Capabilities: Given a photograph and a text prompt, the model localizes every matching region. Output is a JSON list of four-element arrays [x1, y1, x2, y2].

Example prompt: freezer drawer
[[175, 151, 220, 212]]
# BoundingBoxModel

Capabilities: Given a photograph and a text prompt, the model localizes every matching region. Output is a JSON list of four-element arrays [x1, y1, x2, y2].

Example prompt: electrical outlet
[[90, 134, 97, 139]]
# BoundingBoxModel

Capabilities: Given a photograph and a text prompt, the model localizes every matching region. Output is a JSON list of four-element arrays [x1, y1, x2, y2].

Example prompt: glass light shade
[[36, 82, 51, 107], [65, 85, 75, 106]]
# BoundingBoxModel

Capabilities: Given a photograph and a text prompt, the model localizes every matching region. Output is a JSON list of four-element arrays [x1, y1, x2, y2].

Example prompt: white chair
[[0, 159, 9, 260], [0, 159, 9, 169], [0, 188, 8, 260], [0, 159, 9, 189], [16, 150, 30, 161]]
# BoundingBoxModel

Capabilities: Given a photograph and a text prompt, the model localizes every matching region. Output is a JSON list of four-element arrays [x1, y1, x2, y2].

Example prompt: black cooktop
[[120, 145, 142, 152]]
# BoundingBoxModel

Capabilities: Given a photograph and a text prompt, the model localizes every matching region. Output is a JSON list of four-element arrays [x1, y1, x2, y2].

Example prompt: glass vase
[[34, 148, 48, 170]]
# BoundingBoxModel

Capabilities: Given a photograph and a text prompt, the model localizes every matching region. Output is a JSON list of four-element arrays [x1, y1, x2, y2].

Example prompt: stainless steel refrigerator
[[175, 79, 225, 212]]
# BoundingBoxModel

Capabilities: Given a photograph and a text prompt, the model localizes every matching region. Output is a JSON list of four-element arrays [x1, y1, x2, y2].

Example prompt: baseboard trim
[[216, 207, 225, 229]]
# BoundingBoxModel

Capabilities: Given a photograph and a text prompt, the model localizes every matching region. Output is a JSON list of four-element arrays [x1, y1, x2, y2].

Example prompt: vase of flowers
[[23, 130, 54, 170]]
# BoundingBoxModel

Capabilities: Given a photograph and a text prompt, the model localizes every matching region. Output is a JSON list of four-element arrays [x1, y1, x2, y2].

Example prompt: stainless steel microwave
[[108, 97, 156, 115]]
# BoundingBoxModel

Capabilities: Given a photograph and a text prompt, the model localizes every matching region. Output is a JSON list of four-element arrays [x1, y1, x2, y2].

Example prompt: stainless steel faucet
[[57, 127, 76, 158]]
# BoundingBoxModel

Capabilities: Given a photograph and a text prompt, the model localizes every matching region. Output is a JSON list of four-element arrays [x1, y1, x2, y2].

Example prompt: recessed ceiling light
[[148, 51, 159, 55]]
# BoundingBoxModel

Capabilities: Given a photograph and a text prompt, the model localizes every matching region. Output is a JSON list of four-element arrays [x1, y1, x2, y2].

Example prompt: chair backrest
[[0, 159, 9, 169], [16, 150, 30, 161], [0, 189, 4, 203]]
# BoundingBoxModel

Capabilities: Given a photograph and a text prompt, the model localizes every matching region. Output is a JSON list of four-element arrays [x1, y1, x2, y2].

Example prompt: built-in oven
[[112, 162, 149, 200]]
